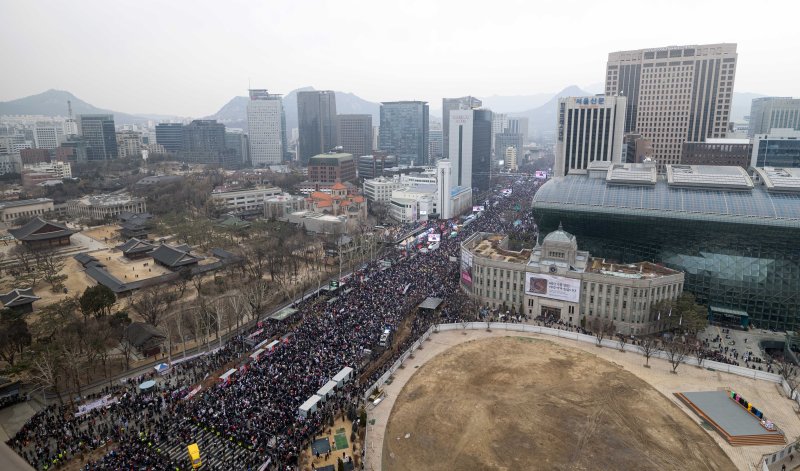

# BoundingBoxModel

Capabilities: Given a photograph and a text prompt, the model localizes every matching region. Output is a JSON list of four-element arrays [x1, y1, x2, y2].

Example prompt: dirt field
[[90, 248, 172, 282], [83, 225, 122, 243], [383, 336, 735, 471]]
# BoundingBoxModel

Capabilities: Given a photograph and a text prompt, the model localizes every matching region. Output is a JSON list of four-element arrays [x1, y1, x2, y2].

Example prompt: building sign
[[460, 249, 473, 287], [428, 233, 441, 242], [535, 171, 548, 179], [574, 97, 605, 106], [524, 273, 580, 303]]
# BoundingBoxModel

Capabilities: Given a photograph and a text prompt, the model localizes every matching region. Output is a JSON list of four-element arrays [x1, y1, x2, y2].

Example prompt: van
[[188, 443, 201, 469]]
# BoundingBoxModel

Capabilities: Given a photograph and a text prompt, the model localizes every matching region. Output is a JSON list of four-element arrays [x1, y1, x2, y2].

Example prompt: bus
[[188, 443, 202, 469]]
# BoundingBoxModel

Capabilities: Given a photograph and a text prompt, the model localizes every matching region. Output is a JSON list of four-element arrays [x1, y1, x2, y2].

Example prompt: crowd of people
[[7, 176, 542, 470]]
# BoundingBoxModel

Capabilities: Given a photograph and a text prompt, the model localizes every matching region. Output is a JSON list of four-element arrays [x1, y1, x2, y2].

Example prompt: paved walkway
[[364, 328, 800, 471]]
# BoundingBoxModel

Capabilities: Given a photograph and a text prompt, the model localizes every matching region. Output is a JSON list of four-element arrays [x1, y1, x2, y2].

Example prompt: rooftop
[[704, 138, 751, 145], [533, 167, 800, 228], [309, 152, 354, 161], [666, 165, 753, 190], [753, 167, 800, 193], [0, 198, 53, 209], [77, 193, 144, 206], [586, 259, 682, 279], [470, 234, 531, 263], [606, 163, 658, 185]]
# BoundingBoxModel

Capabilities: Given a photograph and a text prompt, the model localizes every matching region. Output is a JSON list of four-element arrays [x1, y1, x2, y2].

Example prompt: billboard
[[472, 205, 485, 212], [524, 273, 580, 303], [535, 171, 548, 179], [460, 249, 473, 286], [428, 233, 441, 242]]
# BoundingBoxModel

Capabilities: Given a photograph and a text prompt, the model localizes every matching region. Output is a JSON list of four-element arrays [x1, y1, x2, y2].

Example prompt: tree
[[30, 343, 65, 405], [590, 317, 616, 347], [650, 299, 672, 331], [242, 279, 270, 322], [639, 336, 661, 367], [672, 293, 708, 335], [34, 250, 67, 292], [0, 311, 32, 366], [776, 356, 800, 398], [9, 245, 42, 289], [664, 337, 691, 373], [79, 285, 116, 320], [131, 285, 178, 327]]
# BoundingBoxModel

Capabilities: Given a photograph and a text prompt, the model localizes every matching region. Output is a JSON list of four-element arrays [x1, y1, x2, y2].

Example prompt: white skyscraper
[[555, 96, 626, 177], [247, 89, 284, 166], [33, 124, 64, 150], [436, 159, 453, 219], [448, 109, 493, 191]]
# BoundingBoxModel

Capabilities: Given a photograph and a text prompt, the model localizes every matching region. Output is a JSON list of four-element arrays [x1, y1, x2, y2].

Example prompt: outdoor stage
[[676, 391, 786, 446]]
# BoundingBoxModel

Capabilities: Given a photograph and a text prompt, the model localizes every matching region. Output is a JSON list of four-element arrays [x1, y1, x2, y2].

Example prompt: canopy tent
[[139, 380, 156, 390], [219, 369, 237, 383], [154, 363, 170, 375]]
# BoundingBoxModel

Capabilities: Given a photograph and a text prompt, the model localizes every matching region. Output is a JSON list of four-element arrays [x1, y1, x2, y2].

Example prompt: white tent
[[316, 380, 337, 400], [298, 394, 322, 418]]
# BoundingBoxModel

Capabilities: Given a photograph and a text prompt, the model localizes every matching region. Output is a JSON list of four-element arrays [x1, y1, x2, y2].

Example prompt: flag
[[668, 307, 672, 317], [679, 316, 683, 326], [657, 311, 661, 321]]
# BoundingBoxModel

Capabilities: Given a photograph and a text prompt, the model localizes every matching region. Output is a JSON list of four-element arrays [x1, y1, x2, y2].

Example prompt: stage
[[676, 391, 785, 446]]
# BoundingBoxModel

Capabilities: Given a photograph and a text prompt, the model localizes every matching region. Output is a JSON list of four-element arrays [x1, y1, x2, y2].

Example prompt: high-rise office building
[[748, 97, 800, 137], [247, 89, 284, 166], [491, 112, 508, 152], [555, 96, 626, 177], [33, 125, 64, 150], [182, 120, 226, 153], [436, 159, 453, 219], [448, 108, 491, 192], [429, 128, 443, 160], [155, 123, 184, 153], [225, 131, 249, 164], [337, 114, 372, 158], [379, 101, 429, 165], [77, 114, 118, 160], [495, 132, 523, 166], [442, 96, 481, 158], [507, 117, 529, 143], [751, 129, 800, 168], [605, 43, 737, 169], [297, 90, 337, 164]]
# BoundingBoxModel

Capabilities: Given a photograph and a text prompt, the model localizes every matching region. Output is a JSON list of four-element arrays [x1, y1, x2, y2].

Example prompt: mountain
[[510, 85, 593, 140], [206, 87, 381, 133], [731, 92, 765, 123], [0, 89, 176, 125], [476, 93, 553, 114]]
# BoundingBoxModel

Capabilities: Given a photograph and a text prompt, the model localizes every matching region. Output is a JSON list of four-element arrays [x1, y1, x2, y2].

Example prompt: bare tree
[[776, 356, 800, 398], [639, 336, 661, 367], [131, 286, 178, 327], [225, 291, 251, 336], [30, 344, 65, 405], [664, 337, 691, 373], [590, 317, 616, 347], [242, 279, 270, 322], [616, 334, 627, 352]]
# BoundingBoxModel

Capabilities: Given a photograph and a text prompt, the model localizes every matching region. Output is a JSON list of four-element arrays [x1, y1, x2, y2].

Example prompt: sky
[[1, 0, 799, 117]]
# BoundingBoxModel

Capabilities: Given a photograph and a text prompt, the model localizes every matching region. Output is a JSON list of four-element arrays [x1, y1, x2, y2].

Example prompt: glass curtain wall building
[[532, 163, 800, 330]]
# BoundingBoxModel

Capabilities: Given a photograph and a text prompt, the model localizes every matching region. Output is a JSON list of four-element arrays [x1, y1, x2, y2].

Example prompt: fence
[[362, 325, 436, 402]]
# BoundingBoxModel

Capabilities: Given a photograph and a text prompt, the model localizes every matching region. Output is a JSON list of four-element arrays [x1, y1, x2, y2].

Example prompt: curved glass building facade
[[532, 165, 800, 330]]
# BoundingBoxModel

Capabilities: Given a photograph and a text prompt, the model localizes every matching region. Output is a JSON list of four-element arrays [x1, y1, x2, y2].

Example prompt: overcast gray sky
[[1, 0, 798, 117]]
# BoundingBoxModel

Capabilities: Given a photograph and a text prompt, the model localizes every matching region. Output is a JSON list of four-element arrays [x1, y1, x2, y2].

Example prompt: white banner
[[428, 233, 441, 242], [525, 273, 581, 302]]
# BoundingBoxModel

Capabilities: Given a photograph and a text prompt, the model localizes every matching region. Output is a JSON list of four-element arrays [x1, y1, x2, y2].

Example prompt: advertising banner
[[524, 273, 580, 302], [428, 233, 441, 242], [460, 249, 473, 286]]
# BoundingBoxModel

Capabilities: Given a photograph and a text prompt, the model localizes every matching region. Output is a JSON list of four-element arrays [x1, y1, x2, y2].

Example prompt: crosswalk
[[158, 421, 264, 470]]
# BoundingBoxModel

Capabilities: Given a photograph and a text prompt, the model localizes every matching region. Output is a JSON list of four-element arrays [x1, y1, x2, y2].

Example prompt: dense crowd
[[8, 177, 542, 470]]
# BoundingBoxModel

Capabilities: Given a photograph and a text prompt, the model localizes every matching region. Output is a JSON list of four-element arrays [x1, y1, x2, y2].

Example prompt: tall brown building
[[307, 152, 356, 183], [681, 139, 752, 168], [605, 43, 738, 170]]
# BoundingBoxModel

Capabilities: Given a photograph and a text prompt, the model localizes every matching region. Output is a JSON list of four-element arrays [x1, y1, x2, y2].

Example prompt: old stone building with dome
[[461, 224, 685, 335]]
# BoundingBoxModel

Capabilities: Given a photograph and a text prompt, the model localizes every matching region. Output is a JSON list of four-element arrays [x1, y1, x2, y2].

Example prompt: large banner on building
[[460, 249, 473, 286], [524, 273, 580, 303]]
